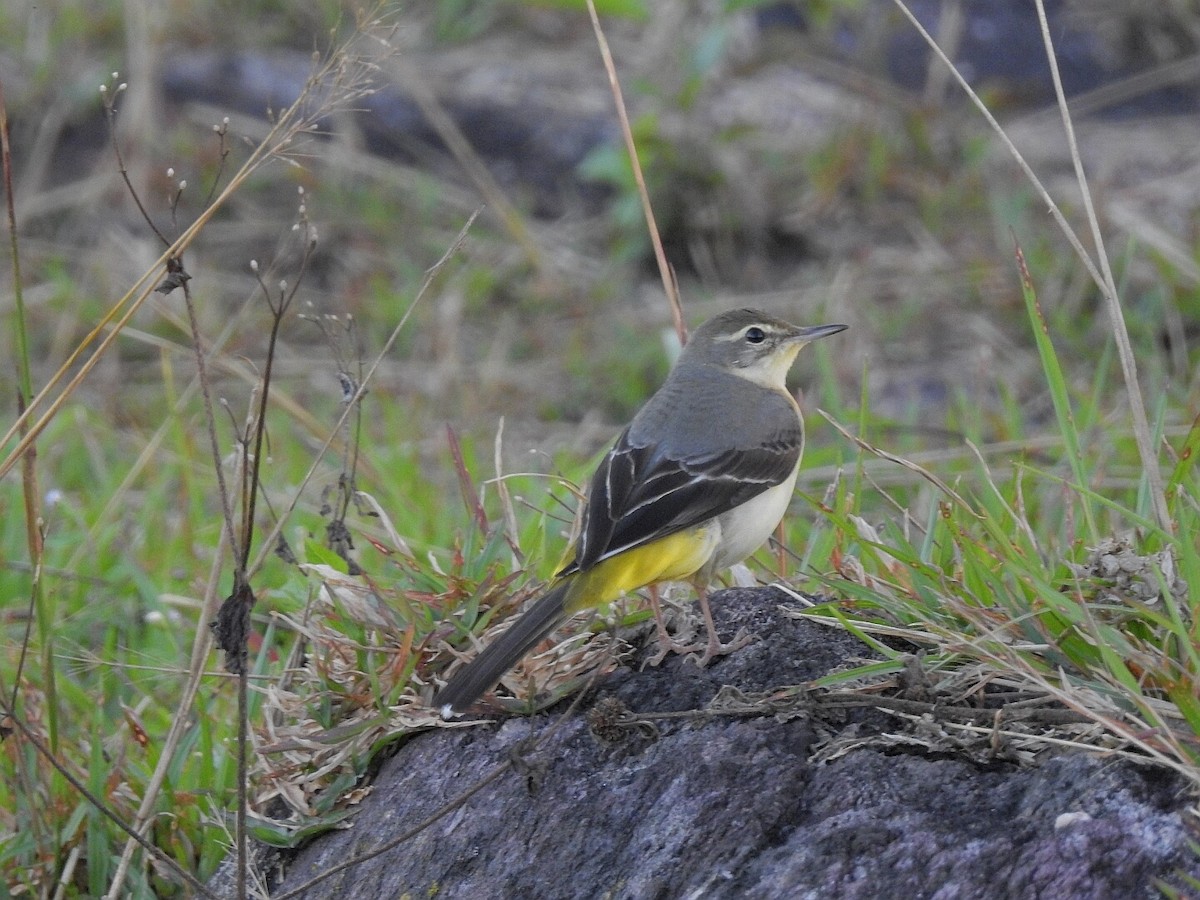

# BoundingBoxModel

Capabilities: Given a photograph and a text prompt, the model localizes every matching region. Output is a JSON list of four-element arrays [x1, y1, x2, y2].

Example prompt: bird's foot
[[644, 631, 702, 668], [684, 627, 755, 667], [645, 625, 755, 668], [648, 607, 700, 672], [643, 587, 702, 667]]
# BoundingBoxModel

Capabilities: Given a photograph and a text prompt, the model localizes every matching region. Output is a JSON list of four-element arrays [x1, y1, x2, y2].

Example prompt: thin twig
[[623, 688, 1094, 727], [181, 278, 242, 564], [245, 209, 482, 579], [101, 76, 170, 248], [0, 44, 373, 480], [203, 220, 315, 900], [241, 241, 312, 571], [202, 118, 232, 210], [236, 661, 249, 900], [0, 76, 44, 724]]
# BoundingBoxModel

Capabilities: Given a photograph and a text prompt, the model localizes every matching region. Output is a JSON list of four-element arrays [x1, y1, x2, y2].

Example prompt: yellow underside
[[562, 526, 718, 615]]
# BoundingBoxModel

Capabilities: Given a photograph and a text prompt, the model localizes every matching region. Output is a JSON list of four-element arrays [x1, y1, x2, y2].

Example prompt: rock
[[229, 588, 1199, 898]]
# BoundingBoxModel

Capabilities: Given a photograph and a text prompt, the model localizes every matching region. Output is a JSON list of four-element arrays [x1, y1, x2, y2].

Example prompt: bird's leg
[[691, 583, 753, 666], [645, 583, 695, 667], [645, 583, 753, 667]]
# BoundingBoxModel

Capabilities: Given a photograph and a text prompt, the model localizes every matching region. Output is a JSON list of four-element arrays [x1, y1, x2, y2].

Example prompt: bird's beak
[[789, 323, 848, 344]]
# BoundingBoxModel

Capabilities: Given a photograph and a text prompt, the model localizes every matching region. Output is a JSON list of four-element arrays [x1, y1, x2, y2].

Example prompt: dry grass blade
[[493, 418, 524, 569], [1, 64, 49, 752], [1029, 0, 1168, 533], [819, 409, 973, 510], [0, 43, 376, 483], [584, 0, 686, 344], [889, 0, 1169, 532], [887, 1, 1101, 289]]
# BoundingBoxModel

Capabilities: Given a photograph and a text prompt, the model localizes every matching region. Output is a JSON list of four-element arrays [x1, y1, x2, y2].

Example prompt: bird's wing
[[562, 418, 802, 575]]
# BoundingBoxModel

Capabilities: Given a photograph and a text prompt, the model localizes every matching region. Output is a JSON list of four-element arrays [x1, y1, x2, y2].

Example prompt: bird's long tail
[[434, 580, 572, 717]]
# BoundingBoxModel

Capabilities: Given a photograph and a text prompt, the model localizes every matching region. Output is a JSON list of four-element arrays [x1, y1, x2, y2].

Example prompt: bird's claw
[[685, 627, 755, 667], [645, 626, 754, 668]]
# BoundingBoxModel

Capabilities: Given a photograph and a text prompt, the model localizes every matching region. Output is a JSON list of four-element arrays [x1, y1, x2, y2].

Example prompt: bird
[[435, 308, 846, 717]]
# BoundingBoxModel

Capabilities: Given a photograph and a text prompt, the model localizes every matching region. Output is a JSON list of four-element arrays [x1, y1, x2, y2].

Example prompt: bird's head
[[682, 308, 847, 389]]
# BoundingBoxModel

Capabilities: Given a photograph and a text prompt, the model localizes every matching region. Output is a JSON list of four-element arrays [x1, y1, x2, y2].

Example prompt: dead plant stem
[[244, 209, 481, 579], [1031, 0, 1170, 532], [891, 0, 1170, 531], [584, 0, 686, 345]]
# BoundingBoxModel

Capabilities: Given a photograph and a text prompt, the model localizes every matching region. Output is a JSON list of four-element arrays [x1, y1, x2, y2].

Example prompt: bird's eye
[[745, 326, 766, 344]]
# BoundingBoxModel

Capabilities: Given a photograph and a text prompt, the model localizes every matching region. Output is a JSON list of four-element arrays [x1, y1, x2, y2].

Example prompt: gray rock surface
[[244, 587, 1199, 899]]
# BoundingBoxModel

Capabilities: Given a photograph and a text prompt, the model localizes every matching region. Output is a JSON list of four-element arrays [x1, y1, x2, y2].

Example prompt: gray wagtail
[[435, 308, 846, 717]]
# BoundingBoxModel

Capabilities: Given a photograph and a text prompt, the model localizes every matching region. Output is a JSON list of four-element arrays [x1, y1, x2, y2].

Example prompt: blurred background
[[2, 0, 1200, 891], [4, 0, 1197, 469]]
